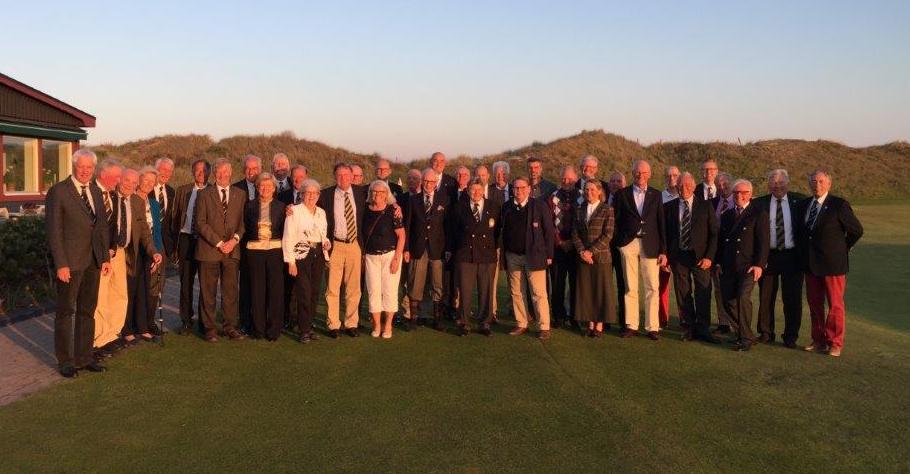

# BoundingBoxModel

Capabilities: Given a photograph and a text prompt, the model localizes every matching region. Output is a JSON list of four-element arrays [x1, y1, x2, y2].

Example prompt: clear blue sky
[[3, 0, 908, 159]]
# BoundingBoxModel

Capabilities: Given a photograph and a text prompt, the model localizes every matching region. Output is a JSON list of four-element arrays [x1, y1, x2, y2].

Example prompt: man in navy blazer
[[715, 179, 770, 351], [612, 160, 667, 340], [796, 169, 863, 357], [501, 177, 556, 339]]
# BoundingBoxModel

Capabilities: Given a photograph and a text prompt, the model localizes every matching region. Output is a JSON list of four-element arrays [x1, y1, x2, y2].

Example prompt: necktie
[[221, 188, 228, 216], [719, 197, 729, 214], [80, 185, 96, 222], [295, 191, 302, 205], [680, 200, 692, 250], [707, 186, 715, 200], [472, 202, 481, 222], [806, 199, 819, 230], [424, 194, 432, 215], [344, 192, 357, 241], [776, 198, 786, 249], [103, 191, 113, 222], [157, 186, 166, 212], [118, 196, 128, 247], [735, 205, 743, 219]]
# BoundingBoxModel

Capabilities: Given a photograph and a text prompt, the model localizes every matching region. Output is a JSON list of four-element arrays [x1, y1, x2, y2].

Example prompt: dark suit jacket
[[46, 178, 111, 272], [404, 190, 450, 260], [156, 184, 177, 256], [450, 198, 501, 264], [572, 202, 615, 264], [716, 204, 770, 274], [481, 184, 505, 208], [194, 185, 247, 261], [232, 179, 256, 201], [795, 194, 863, 276], [172, 183, 208, 237], [664, 197, 718, 264], [243, 199, 287, 243], [387, 181, 405, 203], [694, 182, 719, 202], [753, 192, 807, 271], [317, 185, 368, 247], [612, 185, 667, 257], [449, 187, 471, 207], [532, 179, 557, 199], [438, 173, 457, 196], [502, 197, 555, 271], [121, 194, 159, 276], [277, 188, 301, 206]]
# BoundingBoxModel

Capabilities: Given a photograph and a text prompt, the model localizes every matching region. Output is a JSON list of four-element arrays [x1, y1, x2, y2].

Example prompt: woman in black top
[[243, 172, 286, 341], [362, 180, 405, 338]]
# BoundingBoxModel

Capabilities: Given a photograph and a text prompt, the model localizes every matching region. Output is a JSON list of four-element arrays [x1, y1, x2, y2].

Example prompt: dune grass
[[1, 203, 908, 473]]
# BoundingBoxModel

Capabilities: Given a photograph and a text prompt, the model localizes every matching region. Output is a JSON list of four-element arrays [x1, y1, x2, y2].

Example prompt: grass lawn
[[2, 203, 909, 473]]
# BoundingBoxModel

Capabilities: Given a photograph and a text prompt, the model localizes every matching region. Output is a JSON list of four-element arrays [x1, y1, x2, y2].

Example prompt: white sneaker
[[382, 331, 392, 339], [371, 329, 381, 338]]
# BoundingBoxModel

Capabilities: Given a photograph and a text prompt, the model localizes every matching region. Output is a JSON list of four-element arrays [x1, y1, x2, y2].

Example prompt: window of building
[[2, 135, 40, 194], [41, 140, 73, 191]]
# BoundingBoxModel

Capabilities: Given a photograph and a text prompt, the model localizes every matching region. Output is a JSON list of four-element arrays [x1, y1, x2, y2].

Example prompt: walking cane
[[155, 264, 165, 347]]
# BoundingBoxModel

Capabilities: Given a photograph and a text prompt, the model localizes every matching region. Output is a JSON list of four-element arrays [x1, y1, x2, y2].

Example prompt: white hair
[[271, 153, 289, 165], [367, 179, 396, 205], [300, 178, 321, 193], [154, 157, 175, 169], [767, 168, 790, 184], [72, 148, 97, 166], [138, 165, 159, 180], [732, 179, 753, 192], [491, 161, 510, 176], [422, 168, 438, 180], [579, 154, 599, 168], [243, 154, 263, 167], [213, 157, 232, 172], [255, 171, 278, 189]]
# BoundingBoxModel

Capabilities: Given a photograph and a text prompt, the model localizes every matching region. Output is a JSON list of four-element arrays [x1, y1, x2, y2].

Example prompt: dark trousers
[[198, 257, 240, 334], [611, 245, 626, 326], [758, 249, 803, 344], [248, 248, 285, 340], [720, 270, 757, 343], [550, 245, 577, 321], [177, 233, 199, 325], [54, 266, 100, 369], [238, 247, 252, 333], [294, 248, 324, 334], [458, 261, 495, 326], [122, 252, 147, 336], [671, 251, 712, 335]]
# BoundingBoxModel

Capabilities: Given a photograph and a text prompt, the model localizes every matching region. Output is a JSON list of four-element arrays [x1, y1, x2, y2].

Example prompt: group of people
[[46, 148, 863, 378]]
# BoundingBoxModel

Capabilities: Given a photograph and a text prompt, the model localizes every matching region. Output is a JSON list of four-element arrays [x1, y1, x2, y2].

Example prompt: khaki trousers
[[93, 250, 128, 348], [407, 254, 444, 303], [619, 238, 661, 332], [505, 252, 550, 330], [326, 241, 362, 330]]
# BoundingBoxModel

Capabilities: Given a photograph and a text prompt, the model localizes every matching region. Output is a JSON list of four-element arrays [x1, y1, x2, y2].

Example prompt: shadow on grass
[[847, 242, 910, 332]]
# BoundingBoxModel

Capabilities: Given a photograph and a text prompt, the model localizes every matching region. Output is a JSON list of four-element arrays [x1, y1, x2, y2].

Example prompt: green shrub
[[0, 216, 53, 313]]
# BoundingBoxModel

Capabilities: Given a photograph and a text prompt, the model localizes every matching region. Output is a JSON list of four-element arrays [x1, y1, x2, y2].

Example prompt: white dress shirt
[[769, 194, 795, 249], [632, 185, 647, 215], [332, 186, 358, 241], [180, 184, 207, 234], [245, 180, 256, 200], [585, 201, 601, 223], [702, 183, 717, 200], [662, 189, 679, 204]]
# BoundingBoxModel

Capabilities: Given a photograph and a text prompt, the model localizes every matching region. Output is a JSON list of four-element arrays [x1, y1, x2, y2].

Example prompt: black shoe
[[178, 323, 194, 335], [478, 326, 492, 336], [712, 325, 732, 335], [345, 328, 359, 338], [620, 328, 635, 338], [82, 361, 107, 373], [59, 366, 78, 378], [458, 325, 469, 337], [783, 340, 798, 349], [734, 343, 752, 352], [647, 331, 660, 341], [329, 329, 340, 339], [698, 333, 722, 344], [680, 330, 694, 342]]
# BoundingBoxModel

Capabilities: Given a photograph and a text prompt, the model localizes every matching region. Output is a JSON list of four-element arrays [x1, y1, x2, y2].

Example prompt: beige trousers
[[93, 250, 128, 348], [619, 238, 661, 332], [505, 252, 550, 330], [325, 241, 362, 330]]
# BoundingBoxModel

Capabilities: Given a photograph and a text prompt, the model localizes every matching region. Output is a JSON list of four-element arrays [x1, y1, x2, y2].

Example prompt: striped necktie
[[81, 185, 96, 223], [806, 199, 820, 230], [472, 202, 481, 222], [221, 188, 228, 216], [775, 198, 786, 249], [344, 191, 357, 241], [103, 191, 113, 222], [680, 200, 691, 250]]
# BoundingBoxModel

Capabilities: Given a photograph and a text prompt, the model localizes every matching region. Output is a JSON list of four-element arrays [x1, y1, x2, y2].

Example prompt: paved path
[[0, 275, 189, 407]]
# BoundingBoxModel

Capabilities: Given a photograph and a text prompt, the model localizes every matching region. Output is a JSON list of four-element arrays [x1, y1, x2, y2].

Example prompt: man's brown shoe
[[509, 327, 527, 336], [538, 330, 551, 340]]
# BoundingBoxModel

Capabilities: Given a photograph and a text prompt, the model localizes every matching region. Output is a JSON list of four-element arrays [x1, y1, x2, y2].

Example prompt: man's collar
[[516, 198, 529, 208], [633, 184, 648, 193]]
